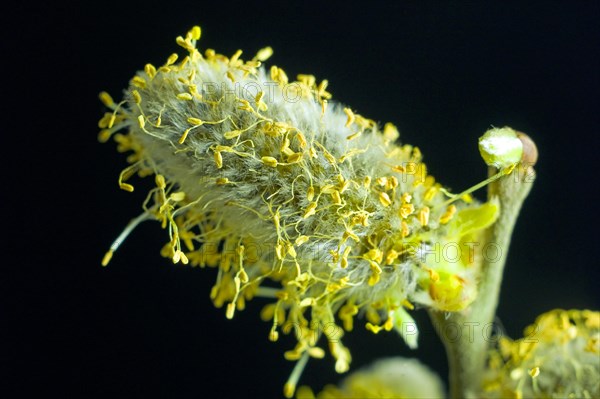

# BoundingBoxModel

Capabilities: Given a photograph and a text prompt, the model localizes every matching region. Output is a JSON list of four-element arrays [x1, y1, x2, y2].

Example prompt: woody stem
[[429, 163, 535, 399]]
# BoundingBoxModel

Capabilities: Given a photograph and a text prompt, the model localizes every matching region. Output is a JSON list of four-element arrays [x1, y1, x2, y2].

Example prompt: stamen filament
[[283, 351, 310, 398], [102, 212, 153, 266], [438, 166, 513, 208]]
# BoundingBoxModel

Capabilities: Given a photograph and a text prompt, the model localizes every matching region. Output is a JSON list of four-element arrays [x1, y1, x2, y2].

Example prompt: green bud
[[478, 127, 523, 168]]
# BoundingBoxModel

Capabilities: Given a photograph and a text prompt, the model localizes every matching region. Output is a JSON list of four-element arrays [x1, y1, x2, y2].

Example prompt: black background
[[6, 1, 599, 398]]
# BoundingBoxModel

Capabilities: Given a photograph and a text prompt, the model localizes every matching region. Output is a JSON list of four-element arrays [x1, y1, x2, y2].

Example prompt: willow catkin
[[99, 26, 500, 396]]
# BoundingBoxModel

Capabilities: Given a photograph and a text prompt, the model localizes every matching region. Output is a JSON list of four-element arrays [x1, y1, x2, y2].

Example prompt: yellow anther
[[137, 115, 145, 129], [321, 148, 337, 166], [364, 248, 383, 263], [385, 249, 399, 265], [98, 113, 112, 128], [411, 147, 422, 161], [224, 130, 243, 139], [214, 151, 223, 169], [297, 74, 316, 87], [226, 302, 236, 319], [338, 178, 350, 193], [189, 25, 201, 40], [254, 91, 268, 111], [363, 176, 372, 188], [339, 302, 358, 331], [331, 342, 351, 373], [216, 177, 229, 185], [401, 193, 412, 203], [331, 190, 342, 205], [346, 131, 361, 141], [98, 129, 112, 143], [306, 186, 315, 201], [529, 367, 540, 378], [424, 186, 438, 201], [179, 128, 192, 144], [366, 322, 383, 334], [99, 91, 114, 108], [177, 93, 193, 101], [132, 76, 146, 89], [237, 99, 253, 111], [286, 244, 298, 258], [376, 177, 388, 186], [351, 212, 369, 227], [132, 90, 142, 104], [320, 184, 335, 194], [295, 132, 307, 149], [383, 122, 400, 142], [419, 206, 430, 226], [283, 383, 295, 399], [307, 347, 325, 359], [341, 246, 352, 269], [343, 107, 355, 127], [401, 220, 410, 238], [402, 299, 415, 310], [339, 148, 366, 163], [439, 204, 457, 224], [176, 36, 194, 51], [299, 297, 316, 307], [255, 46, 273, 61], [215, 145, 233, 153], [427, 268, 440, 282], [170, 192, 186, 202], [261, 156, 278, 168], [166, 53, 178, 66], [342, 229, 360, 243], [399, 203, 415, 219], [205, 48, 216, 59], [295, 235, 309, 246], [368, 266, 382, 286], [180, 56, 192, 70], [383, 316, 394, 331], [144, 63, 157, 78], [280, 136, 291, 152], [230, 49, 243, 65], [173, 250, 189, 265], [387, 176, 399, 190], [275, 243, 284, 260], [270, 65, 289, 85], [354, 115, 375, 129], [155, 174, 166, 189], [330, 250, 340, 263], [317, 79, 331, 100], [108, 114, 116, 129], [101, 250, 114, 267], [187, 117, 204, 125], [303, 202, 317, 218], [287, 152, 303, 164], [379, 192, 392, 207], [118, 165, 135, 192]]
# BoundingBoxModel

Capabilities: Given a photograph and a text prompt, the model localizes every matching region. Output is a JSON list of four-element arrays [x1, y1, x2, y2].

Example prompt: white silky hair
[[124, 55, 452, 306]]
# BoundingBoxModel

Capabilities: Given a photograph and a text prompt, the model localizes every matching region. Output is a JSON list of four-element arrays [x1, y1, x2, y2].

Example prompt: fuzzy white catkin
[[99, 26, 500, 395], [298, 357, 445, 399], [481, 309, 600, 399]]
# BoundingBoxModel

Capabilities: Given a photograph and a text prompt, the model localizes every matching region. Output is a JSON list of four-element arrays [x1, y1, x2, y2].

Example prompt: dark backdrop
[[6, 1, 599, 398]]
